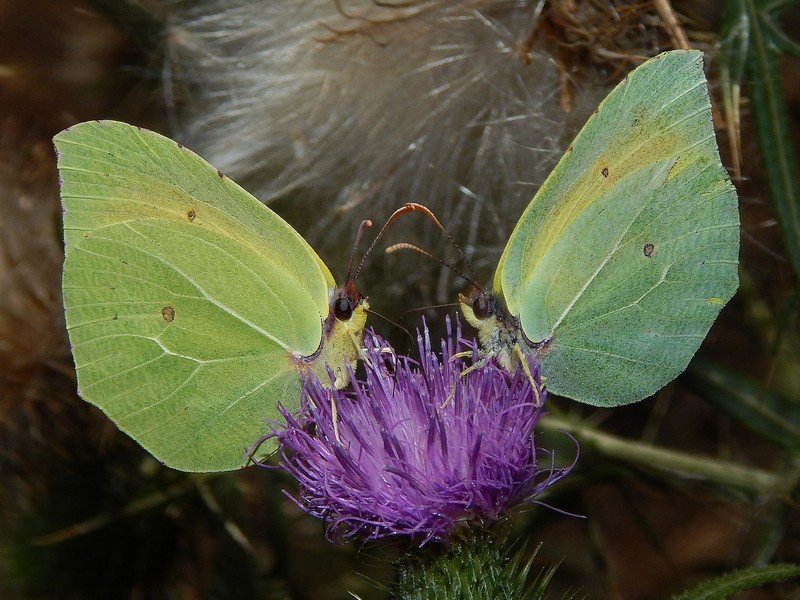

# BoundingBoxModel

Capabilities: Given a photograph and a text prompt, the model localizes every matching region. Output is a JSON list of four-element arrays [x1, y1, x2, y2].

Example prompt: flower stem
[[541, 415, 785, 494]]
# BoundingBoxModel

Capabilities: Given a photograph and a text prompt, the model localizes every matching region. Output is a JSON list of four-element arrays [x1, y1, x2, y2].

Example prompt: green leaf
[[669, 563, 800, 600], [724, 0, 800, 280], [686, 356, 800, 450]]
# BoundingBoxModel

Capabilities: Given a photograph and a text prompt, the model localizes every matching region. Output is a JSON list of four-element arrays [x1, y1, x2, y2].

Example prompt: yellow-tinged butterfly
[[460, 50, 740, 406], [56, 120, 368, 472]]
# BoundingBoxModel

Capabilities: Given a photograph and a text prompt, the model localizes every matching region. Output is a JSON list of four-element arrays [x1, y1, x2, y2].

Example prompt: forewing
[[497, 51, 739, 406], [57, 121, 333, 471]]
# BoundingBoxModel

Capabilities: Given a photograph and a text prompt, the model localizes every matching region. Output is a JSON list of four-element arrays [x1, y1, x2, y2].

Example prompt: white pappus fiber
[[165, 0, 605, 311]]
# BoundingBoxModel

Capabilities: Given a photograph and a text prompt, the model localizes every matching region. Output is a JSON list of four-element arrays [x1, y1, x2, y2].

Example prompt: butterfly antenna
[[365, 307, 414, 343], [346, 219, 374, 282], [353, 203, 419, 279], [406, 202, 478, 285], [400, 302, 460, 316], [386, 242, 482, 291], [400, 203, 481, 285]]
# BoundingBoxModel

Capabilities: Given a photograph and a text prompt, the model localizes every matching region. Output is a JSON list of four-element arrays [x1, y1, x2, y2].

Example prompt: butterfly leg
[[440, 352, 487, 408], [513, 344, 543, 407], [330, 390, 343, 445]]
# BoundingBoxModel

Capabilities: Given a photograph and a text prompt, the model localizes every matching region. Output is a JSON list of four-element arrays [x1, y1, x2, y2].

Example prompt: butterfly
[[56, 120, 367, 471], [459, 50, 740, 407]]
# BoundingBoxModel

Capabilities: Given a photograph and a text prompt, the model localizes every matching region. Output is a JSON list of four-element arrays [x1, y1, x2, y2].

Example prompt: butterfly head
[[459, 287, 530, 372], [332, 280, 364, 322], [301, 280, 369, 389], [459, 287, 502, 349]]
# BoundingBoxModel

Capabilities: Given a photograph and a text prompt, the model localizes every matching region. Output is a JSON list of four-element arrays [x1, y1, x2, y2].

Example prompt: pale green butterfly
[[55, 120, 368, 472], [460, 50, 740, 407]]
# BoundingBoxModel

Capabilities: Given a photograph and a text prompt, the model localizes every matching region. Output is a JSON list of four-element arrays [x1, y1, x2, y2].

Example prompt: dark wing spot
[[217, 169, 224, 178], [162, 306, 176, 322], [187, 209, 196, 222], [643, 243, 654, 258], [601, 166, 609, 178], [177, 141, 184, 149]]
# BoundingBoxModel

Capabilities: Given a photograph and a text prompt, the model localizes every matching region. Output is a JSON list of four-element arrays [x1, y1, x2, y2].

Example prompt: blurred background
[[1, 1, 799, 598]]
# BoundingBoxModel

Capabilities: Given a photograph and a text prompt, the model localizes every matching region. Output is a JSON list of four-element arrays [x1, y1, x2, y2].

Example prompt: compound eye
[[472, 295, 489, 320], [334, 296, 354, 321]]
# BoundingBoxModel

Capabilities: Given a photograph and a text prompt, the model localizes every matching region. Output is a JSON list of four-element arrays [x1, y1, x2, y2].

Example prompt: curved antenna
[[352, 203, 418, 279], [386, 242, 482, 291], [399, 302, 460, 316], [400, 203, 480, 284], [364, 307, 414, 343], [346, 219, 373, 282]]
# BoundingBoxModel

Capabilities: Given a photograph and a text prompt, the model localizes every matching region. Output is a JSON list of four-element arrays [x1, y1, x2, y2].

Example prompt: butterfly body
[[460, 291, 547, 374], [296, 280, 368, 388]]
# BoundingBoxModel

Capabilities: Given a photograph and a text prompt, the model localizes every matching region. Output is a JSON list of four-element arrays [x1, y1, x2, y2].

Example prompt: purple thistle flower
[[266, 318, 574, 545]]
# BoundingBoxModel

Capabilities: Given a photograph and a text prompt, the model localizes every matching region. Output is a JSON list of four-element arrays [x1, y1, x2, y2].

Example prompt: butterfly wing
[[57, 120, 338, 471], [495, 50, 739, 406]]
